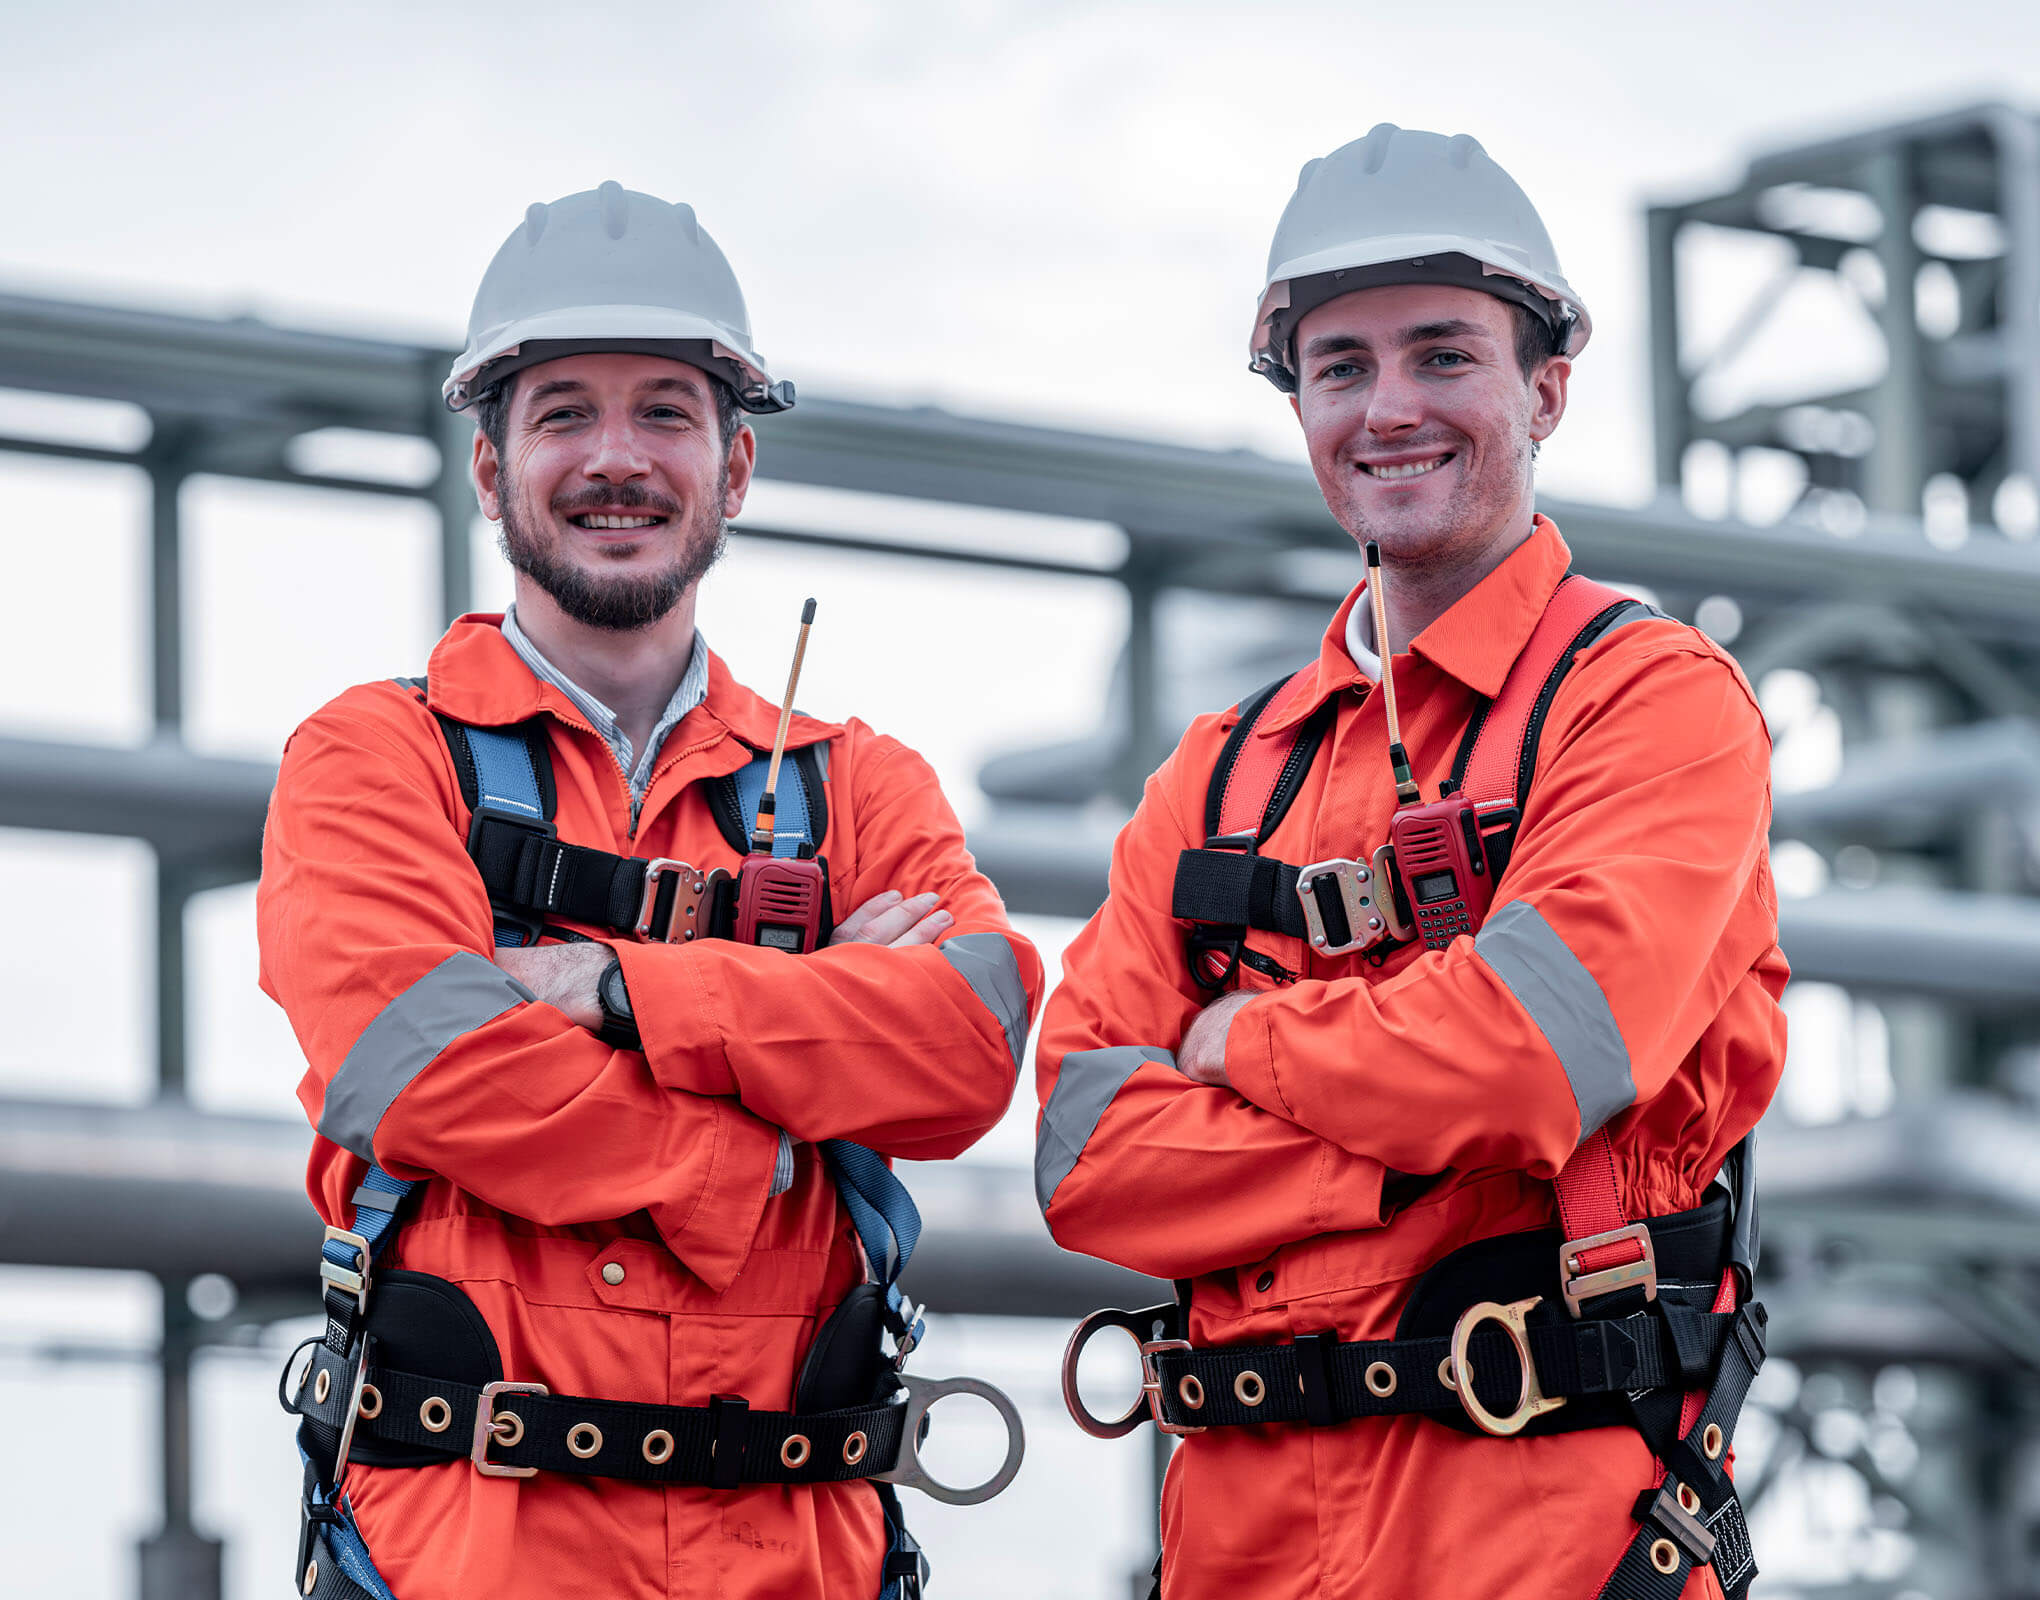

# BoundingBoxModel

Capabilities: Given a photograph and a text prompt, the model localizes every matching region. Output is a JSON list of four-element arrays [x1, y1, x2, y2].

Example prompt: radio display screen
[[1413, 871, 1459, 905]]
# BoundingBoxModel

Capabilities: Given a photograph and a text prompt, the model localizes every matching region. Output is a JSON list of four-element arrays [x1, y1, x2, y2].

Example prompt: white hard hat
[[1250, 125, 1590, 392], [444, 181, 794, 414]]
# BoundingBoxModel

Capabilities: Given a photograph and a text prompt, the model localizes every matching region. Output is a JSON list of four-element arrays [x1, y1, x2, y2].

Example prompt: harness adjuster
[[471, 1380, 550, 1478], [637, 858, 726, 942], [319, 1227, 370, 1314], [1138, 1340, 1206, 1436], [1635, 1479, 1718, 1568], [1294, 857, 1387, 955], [1558, 1221, 1658, 1317]]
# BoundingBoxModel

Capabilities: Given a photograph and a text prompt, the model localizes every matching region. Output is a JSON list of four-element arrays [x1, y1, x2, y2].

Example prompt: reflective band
[[940, 933, 1031, 1073], [318, 953, 535, 1162], [1035, 1045, 1173, 1212], [1474, 900, 1634, 1143]]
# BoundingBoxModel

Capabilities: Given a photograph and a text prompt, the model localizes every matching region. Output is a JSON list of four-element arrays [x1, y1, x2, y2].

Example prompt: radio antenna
[[1365, 542, 1422, 808], [752, 598, 817, 852]]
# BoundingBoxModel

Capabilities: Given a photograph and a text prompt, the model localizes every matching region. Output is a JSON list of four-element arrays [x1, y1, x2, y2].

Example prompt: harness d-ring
[[874, 1373, 1026, 1506], [1447, 1298, 1567, 1437]]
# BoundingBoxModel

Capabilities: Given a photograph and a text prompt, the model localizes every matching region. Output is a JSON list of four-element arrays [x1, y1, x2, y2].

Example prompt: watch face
[[601, 960, 632, 1018]]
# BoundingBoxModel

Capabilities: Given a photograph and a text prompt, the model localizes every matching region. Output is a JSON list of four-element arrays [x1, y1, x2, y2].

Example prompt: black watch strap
[[596, 956, 640, 1050]]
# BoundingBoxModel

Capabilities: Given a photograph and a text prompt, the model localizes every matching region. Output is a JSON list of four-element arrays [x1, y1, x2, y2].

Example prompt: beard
[[498, 466, 729, 632]]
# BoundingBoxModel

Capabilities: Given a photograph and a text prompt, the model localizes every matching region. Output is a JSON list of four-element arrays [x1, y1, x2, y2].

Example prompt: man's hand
[[829, 889, 951, 948], [1175, 990, 1259, 1088], [494, 941, 611, 1031]]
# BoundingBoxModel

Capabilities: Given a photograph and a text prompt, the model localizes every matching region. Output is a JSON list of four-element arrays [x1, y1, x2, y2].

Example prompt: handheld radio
[[1368, 542, 1498, 952], [732, 599, 831, 954]]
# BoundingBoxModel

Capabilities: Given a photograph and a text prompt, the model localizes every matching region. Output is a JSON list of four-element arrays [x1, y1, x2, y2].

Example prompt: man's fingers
[[887, 909, 954, 948], [836, 892, 941, 947], [828, 889, 905, 946]]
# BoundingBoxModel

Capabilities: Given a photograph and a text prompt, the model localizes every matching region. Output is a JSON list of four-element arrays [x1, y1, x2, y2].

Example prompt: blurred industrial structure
[[4, 102, 2040, 1596]]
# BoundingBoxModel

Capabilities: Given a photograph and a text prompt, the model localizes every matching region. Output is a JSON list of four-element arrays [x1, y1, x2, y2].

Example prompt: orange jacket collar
[[423, 614, 840, 751], [1259, 515, 1573, 737]]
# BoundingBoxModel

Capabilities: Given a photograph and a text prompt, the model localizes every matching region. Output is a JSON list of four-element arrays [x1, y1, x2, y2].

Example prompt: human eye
[[1425, 350, 1470, 369], [1318, 358, 1363, 383]]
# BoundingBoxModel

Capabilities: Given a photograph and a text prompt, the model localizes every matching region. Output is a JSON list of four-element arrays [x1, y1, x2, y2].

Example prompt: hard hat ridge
[[1250, 124, 1591, 391], [445, 182, 794, 415]]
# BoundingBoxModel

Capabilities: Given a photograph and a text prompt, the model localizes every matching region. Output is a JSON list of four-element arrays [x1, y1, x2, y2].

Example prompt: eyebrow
[[522, 375, 709, 408], [1300, 318, 1496, 363]]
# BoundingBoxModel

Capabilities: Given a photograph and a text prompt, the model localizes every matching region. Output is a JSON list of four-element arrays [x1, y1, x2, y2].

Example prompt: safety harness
[[281, 688, 1006, 1600], [1067, 575, 1767, 1600]]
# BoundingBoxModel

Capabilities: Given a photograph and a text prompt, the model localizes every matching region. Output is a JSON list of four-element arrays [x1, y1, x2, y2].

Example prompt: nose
[[1362, 364, 1425, 439], [579, 412, 653, 484]]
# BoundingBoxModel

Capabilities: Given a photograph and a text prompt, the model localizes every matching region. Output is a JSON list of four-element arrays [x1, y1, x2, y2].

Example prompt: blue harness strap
[[729, 750, 815, 859]]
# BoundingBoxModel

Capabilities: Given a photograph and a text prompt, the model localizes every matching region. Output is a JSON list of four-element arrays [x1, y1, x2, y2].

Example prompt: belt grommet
[[1702, 1422, 1724, 1460], [419, 1396, 452, 1433], [1364, 1361, 1397, 1398], [1178, 1375, 1205, 1410], [568, 1423, 603, 1459], [302, 1559, 318, 1595], [642, 1429, 674, 1465], [493, 1409, 526, 1448], [1676, 1482, 1700, 1515], [1649, 1538, 1680, 1574], [843, 1430, 868, 1466], [356, 1383, 382, 1420], [312, 1369, 331, 1406], [781, 1433, 812, 1469], [1233, 1370, 1266, 1407], [1437, 1356, 1458, 1392]]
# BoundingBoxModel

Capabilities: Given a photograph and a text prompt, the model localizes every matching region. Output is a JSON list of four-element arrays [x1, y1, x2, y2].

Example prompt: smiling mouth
[[568, 513, 668, 530], [1359, 454, 1454, 480]]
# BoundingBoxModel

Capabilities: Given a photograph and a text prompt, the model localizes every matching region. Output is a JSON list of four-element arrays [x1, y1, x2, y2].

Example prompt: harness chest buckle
[[1559, 1222, 1658, 1318], [1294, 858, 1386, 955], [636, 859, 726, 942]]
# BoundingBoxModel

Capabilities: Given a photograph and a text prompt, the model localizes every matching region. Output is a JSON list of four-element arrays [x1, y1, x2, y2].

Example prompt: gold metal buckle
[[636, 860, 727, 942], [1294, 858, 1389, 955], [471, 1380, 550, 1477], [1139, 1340, 1207, 1436], [319, 1227, 371, 1314], [1558, 1222, 1658, 1318], [1448, 1298, 1566, 1437]]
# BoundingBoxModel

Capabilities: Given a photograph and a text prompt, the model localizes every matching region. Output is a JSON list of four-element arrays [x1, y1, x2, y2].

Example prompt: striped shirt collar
[[499, 604, 710, 801]]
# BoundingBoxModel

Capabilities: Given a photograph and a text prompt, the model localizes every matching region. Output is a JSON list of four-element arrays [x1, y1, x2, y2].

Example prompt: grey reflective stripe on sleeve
[[941, 932, 1030, 1073], [317, 952, 536, 1163], [1035, 1045, 1174, 1214], [1473, 900, 1634, 1143]]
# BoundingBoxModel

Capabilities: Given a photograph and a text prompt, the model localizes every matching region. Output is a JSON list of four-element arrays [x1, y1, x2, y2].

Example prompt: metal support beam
[[1646, 204, 1689, 493], [1865, 147, 1927, 518]]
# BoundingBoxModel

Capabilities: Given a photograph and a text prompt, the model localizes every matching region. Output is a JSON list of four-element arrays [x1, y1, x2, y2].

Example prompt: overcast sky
[[1, 6, 2032, 1592]]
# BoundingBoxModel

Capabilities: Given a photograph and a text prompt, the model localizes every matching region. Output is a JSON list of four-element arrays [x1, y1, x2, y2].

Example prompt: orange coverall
[[259, 616, 1042, 1600], [1036, 518, 1786, 1599]]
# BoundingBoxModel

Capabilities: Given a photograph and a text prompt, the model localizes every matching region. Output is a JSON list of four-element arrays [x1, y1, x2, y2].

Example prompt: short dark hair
[[1509, 302, 1567, 378], [471, 366, 743, 461]]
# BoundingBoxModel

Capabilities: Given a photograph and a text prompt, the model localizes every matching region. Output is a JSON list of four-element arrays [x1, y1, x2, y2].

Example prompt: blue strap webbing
[[730, 751, 812, 858]]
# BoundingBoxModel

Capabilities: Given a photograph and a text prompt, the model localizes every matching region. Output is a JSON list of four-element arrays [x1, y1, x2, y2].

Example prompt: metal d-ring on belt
[[286, 1335, 1025, 1507]]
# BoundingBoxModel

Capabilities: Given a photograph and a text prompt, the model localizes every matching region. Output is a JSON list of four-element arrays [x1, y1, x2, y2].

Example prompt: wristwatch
[[596, 956, 641, 1050]]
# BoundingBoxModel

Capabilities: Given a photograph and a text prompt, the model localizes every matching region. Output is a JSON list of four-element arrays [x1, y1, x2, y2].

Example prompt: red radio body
[[733, 856, 829, 954], [1386, 793, 1494, 952]]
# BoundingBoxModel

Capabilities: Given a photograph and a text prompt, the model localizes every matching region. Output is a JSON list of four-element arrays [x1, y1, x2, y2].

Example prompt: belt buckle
[[1294, 858, 1388, 955], [1558, 1222, 1658, 1318], [471, 1379, 549, 1478], [319, 1227, 371, 1315], [1139, 1339, 1206, 1437], [636, 860, 724, 942], [1448, 1297, 1566, 1437]]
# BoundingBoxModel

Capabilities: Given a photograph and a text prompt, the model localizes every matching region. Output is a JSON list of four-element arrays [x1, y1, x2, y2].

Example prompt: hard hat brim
[[444, 305, 790, 414]]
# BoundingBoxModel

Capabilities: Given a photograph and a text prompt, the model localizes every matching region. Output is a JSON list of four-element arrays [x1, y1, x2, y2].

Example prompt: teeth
[[1363, 457, 1448, 480], [576, 514, 662, 529]]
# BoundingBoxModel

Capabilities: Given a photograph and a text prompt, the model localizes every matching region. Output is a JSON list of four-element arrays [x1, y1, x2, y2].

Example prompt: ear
[[721, 423, 758, 520], [472, 425, 503, 521], [1528, 357, 1571, 443]]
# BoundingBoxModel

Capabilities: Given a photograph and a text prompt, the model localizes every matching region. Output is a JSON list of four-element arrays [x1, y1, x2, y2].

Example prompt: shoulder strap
[[1453, 577, 1664, 809], [711, 743, 830, 858], [1205, 670, 1330, 845]]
